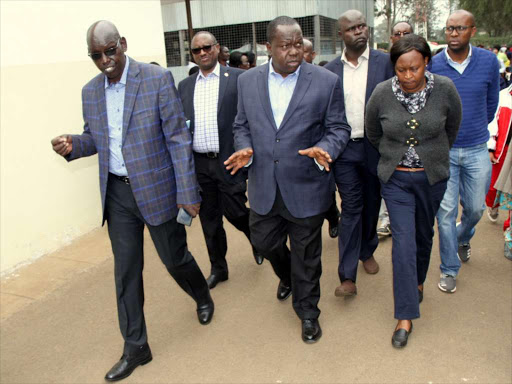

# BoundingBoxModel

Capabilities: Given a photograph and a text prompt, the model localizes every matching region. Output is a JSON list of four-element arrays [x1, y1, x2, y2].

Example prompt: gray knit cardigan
[[366, 74, 462, 185]]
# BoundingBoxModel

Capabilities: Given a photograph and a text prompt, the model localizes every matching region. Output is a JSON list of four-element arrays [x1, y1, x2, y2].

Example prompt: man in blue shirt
[[225, 16, 350, 344], [430, 10, 500, 293]]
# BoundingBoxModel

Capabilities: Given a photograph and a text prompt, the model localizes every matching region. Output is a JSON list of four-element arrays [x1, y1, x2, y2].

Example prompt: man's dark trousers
[[333, 139, 380, 282], [194, 153, 252, 276], [105, 174, 209, 354], [249, 189, 324, 320]]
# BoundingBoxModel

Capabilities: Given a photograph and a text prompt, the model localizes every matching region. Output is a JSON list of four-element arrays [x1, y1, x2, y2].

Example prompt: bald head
[[338, 10, 366, 31], [447, 9, 475, 26], [303, 38, 316, 64], [87, 20, 120, 49]]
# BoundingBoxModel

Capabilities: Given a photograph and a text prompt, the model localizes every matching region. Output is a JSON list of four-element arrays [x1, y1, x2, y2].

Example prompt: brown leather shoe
[[362, 256, 379, 274], [334, 280, 357, 296]]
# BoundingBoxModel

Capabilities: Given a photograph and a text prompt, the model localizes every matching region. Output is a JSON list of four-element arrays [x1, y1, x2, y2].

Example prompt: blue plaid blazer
[[67, 58, 200, 226]]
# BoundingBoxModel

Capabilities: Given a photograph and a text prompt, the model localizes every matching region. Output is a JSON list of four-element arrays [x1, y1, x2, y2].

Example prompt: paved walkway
[[1, 212, 511, 383]]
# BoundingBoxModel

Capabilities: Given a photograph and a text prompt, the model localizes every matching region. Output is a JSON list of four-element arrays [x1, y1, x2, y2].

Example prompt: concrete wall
[[0, 0, 166, 273]]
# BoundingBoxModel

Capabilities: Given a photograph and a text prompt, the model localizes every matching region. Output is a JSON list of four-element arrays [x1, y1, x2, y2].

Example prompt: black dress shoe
[[418, 289, 423, 303], [206, 273, 228, 289], [197, 299, 214, 325], [253, 250, 264, 265], [392, 322, 413, 348], [302, 319, 322, 343], [105, 344, 152, 382], [277, 280, 292, 301]]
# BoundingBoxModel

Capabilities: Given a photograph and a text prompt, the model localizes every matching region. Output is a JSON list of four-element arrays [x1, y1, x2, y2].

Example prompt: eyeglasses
[[393, 31, 411, 37], [88, 39, 121, 61], [191, 45, 213, 55], [444, 25, 474, 33]]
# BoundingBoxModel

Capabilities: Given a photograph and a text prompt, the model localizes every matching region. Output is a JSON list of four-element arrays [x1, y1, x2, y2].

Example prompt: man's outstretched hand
[[224, 148, 253, 175], [51, 135, 73, 157], [298, 146, 332, 171]]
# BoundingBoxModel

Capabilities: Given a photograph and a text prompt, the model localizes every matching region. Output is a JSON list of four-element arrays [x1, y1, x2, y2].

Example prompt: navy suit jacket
[[67, 58, 200, 226], [233, 62, 351, 219], [178, 65, 246, 183], [324, 49, 394, 174]]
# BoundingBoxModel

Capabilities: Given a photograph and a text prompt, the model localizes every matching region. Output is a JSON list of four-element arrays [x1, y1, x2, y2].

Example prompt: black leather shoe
[[105, 344, 152, 382], [197, 299, 214, 325], [206, 273, 228, 289], [302, 319, 322, 344], [253, 250, 264, 265], [277, 280, 292, 301], [392, 322, 413, 348], [418, 289, 423, 304]]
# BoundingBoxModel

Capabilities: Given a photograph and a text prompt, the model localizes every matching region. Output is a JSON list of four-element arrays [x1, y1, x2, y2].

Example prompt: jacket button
[[274, 160, 279, 164]]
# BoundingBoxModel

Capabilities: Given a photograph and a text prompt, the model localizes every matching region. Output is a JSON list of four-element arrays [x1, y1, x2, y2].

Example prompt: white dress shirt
[[445, 44, 472, 74], [193, 62, 220, 153], [268, 59, 301, 129], [105, 56, 129, 176], [341, 46, 369, 139]]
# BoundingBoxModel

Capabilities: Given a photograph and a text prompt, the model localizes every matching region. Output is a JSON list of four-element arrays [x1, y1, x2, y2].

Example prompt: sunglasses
[[88, 39, 121, 61], [191, 45, 213, 55]]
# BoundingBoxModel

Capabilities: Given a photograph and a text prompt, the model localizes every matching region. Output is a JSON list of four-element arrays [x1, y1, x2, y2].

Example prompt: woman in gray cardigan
[[366, 34, 462, 348]]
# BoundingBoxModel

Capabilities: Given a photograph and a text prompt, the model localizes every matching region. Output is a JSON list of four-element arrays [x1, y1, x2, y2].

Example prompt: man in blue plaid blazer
[[51, 21, 213, 381]]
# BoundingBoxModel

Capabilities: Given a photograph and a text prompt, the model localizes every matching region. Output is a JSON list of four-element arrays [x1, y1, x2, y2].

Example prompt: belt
[[110, 173, 130, 184], [396, 167, 425, 172], [194, 152, 218, 159]]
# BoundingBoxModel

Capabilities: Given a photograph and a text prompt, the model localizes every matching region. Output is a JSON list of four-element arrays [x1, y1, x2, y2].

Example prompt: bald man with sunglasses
[[51, 21, 213, 381]]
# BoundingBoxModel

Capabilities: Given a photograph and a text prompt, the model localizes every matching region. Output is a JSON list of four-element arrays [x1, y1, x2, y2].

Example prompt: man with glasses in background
[[178, 31, 263, 290], [430, 10, 500, 293], [51, 20, 213, 381]]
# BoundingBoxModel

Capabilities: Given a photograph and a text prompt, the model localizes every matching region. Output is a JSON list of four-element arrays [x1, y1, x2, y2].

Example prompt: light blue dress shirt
[[105, 56, 130, 176], [268, 59, 301, 129], [445, 44, 472, 74]]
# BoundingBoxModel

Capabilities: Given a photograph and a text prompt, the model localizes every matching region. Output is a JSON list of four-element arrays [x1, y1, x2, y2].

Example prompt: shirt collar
[[445, 44, 472, 65], [341, 45, 370, 65], [269, 58, 301, 79], [196, 62, 220, 81], [104, 56, 129, 89]]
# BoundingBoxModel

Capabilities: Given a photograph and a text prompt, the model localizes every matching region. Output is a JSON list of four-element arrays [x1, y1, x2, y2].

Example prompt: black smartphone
[[177, 207, 193, 226]]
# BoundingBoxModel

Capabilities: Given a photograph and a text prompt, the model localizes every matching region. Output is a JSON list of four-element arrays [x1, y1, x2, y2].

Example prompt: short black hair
[[229, 51, 243, 67], [494, 45, 501, 51], [392, 21, 414, 34], [390, 34, 431, 67], [245, 51, 256, 65], [266, 16, 300, 43]]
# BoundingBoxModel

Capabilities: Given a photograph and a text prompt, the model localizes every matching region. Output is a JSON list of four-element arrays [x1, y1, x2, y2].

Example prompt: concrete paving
[[1, 211, 511, 383]]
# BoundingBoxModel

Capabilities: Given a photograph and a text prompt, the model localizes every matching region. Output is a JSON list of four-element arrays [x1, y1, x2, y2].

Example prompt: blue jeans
[[437, 143, 492, 277]]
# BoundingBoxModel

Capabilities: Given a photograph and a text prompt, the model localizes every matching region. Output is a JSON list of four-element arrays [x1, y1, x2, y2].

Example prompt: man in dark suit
[[51, 21, 213, 381], [225, 16, 350, 343], [324, 10, 394, 296], [178, 31, 263, 290]]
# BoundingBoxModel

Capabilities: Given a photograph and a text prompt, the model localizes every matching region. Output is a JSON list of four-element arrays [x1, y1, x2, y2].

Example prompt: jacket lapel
[[95, 77, 109, 140], [122, 59, 141, 144], [365, 49, 378, 103], [257, 64, 278, 131], [218, 65, 228, 115], [279, 62, 312, 130]]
